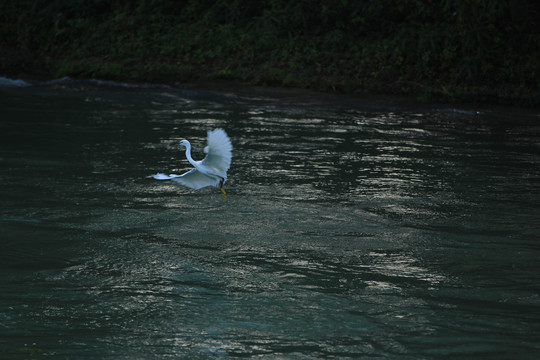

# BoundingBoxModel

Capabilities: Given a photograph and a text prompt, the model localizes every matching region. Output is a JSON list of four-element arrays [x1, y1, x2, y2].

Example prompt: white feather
[[201, 128, 233, 177], [171, 169, 221, 189], [152, 128, 233, 190], [153, 173, 180, 180]]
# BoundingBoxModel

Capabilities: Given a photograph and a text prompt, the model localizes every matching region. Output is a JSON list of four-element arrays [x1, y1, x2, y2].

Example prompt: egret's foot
[[220, 187, 228, 200]]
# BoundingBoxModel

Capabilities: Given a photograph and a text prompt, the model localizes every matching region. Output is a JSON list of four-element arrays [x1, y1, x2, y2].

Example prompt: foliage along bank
[[1, 0, 539, 105]]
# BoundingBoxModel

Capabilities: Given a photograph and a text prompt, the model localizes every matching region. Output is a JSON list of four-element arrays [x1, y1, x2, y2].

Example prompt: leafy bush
[[1, 0, 539, 104]]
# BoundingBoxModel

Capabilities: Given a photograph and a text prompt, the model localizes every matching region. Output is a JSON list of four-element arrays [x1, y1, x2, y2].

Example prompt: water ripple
[[1, 85, 539, 358]]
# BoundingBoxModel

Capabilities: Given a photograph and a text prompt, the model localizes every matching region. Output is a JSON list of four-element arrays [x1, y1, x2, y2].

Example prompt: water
[[1, 78, 539, 359]]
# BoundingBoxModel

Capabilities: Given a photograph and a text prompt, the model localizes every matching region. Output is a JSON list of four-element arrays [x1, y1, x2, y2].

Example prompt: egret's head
[[178, 139, 189, 147]]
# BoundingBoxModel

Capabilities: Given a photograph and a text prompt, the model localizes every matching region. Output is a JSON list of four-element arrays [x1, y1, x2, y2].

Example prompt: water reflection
[[1, 82, 539, 358]]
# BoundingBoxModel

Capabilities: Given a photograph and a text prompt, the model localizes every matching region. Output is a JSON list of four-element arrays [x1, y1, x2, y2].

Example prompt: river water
[[1, 78, 539, 359]]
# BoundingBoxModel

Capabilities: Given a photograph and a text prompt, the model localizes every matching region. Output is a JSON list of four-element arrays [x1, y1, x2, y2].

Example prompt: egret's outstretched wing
[[152, 128, 232, 191], [153, 173, 181, 180], [201, 128, 232, 176], [171, 169, 221, 189]]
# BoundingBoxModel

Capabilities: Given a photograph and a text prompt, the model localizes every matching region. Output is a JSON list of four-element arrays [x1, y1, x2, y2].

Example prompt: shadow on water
[[1, 79, 539, 358]]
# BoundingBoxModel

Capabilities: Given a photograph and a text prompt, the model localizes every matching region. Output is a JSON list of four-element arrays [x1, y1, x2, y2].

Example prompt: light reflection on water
[[1, 82, 539, 358]]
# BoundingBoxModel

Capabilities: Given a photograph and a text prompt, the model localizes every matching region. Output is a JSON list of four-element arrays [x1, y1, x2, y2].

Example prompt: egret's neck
[[183, 141, 197, 167]]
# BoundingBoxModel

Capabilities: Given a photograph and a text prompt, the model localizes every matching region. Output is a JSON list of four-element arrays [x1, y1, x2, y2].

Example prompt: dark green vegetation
[[1, 0, 539, 105]]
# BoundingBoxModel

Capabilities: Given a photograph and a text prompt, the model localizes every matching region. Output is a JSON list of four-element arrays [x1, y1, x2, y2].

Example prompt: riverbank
[[1, 1, 539, 106]]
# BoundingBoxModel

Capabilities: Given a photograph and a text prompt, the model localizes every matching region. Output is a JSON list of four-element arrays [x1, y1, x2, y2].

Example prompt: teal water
[[1, 79, 539, 359]]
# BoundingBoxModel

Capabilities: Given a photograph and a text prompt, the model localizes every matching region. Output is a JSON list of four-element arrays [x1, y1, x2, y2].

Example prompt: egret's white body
[[153, 129, 232, 193]]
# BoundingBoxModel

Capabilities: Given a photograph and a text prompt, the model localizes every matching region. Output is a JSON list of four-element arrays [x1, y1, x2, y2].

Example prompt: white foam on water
[[0, 77, 31, 87]]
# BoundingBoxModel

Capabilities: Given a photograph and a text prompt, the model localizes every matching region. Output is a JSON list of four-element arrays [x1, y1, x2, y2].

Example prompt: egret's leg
[[220, 187, 228, 200], [219, 177, 227, 200]]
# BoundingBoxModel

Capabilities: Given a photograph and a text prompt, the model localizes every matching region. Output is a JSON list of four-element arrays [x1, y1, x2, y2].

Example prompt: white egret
[[153, 128, 232, 199]]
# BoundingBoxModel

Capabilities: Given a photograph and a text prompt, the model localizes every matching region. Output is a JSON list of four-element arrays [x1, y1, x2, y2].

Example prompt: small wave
[[40, 76, 173, 89], [437, 108, 484, 116], [0, 76, 173, 90], [40, 76, 73, 86], [86, 78, 172, 89], [0, 77, 31, 87]]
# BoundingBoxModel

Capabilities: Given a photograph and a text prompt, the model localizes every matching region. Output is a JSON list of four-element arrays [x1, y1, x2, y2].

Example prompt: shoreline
[[2, 58, 538, 108], [3, 75, 539, 121], [2, 2, 539, 107]]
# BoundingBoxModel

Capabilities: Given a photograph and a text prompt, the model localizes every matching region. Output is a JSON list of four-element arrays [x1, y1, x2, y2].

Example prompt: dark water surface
[[1, 79, 539, 359]]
